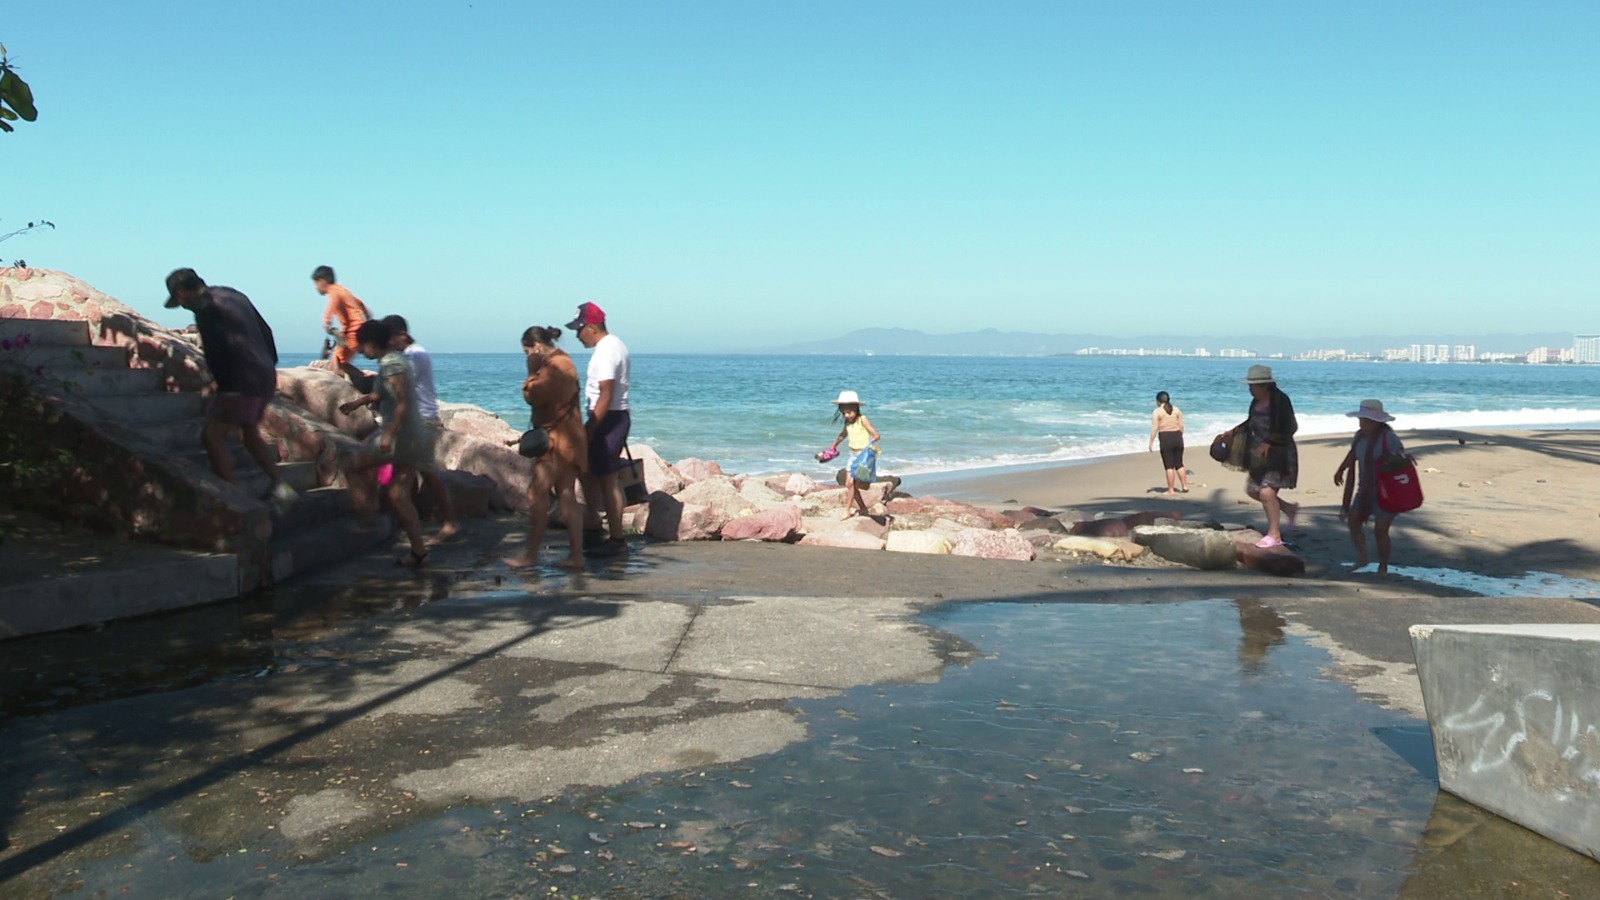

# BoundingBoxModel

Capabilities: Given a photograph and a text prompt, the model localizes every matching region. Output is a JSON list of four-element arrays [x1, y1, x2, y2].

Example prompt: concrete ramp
[[1411, 623, 1600, 860]]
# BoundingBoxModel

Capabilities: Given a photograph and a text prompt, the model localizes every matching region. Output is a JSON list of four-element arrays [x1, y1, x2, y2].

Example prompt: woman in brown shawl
[[505, 325, 588, 569]]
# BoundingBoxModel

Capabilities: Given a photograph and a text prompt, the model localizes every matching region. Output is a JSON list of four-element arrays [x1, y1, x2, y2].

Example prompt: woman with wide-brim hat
[[1333, 399, 1405, 575], [1227, 364, 1300, 548]]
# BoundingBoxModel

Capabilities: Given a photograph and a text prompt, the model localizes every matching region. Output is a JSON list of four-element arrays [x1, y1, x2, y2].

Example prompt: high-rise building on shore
[[1576, 335, 1600, 364]]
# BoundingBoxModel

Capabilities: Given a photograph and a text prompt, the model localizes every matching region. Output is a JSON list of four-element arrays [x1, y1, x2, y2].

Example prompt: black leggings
[[1158, 431, 1185, 470]]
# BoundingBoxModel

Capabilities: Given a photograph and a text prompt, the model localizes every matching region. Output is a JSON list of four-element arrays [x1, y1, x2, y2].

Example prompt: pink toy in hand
[[815, 447, 840, 463], [377, 463, 394, 486]]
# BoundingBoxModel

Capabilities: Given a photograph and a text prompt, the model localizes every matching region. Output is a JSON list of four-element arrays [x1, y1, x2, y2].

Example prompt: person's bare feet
[[426, 523, 463, 546], [553, 556, 585, 570], [1162, 490, 1177, 496], [503, 551, 538, 569]]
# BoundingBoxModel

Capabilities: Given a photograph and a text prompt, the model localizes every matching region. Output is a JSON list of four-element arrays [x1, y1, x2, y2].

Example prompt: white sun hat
[[831, 390, 864, 406]]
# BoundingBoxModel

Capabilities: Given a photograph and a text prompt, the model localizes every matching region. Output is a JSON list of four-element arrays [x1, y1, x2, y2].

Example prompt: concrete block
[[1411, 623, 1600, 860]]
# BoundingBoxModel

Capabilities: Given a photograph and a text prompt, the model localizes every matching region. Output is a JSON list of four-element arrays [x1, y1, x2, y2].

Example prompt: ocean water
[[282, 353, 1600, 477]]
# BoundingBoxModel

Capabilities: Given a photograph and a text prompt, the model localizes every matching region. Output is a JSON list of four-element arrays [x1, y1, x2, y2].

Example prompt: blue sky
[[4, 1, 1596, 352]]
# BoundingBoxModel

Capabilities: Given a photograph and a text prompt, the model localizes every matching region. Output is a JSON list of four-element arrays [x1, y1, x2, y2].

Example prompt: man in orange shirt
[[312, 265, 369, 381]]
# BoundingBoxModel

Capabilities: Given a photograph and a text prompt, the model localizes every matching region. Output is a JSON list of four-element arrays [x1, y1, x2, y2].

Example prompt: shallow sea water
[[26, 598, 1598, 898]]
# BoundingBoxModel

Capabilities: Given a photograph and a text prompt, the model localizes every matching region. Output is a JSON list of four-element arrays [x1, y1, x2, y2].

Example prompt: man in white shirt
[[383, 315, 460, 543], [567, 302, 631, 556]]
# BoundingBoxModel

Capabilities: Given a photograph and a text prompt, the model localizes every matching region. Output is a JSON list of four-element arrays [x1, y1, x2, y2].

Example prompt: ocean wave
[[885, 407, 1600, 477]]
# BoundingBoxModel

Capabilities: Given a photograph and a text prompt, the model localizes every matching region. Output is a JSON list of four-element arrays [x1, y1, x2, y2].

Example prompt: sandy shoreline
[[905, 427, 1600, 583]]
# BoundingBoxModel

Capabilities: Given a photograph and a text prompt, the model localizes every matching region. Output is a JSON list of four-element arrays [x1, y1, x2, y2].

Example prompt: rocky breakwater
[[612, 450, 1035, 561], [270, 366, 521, 517]]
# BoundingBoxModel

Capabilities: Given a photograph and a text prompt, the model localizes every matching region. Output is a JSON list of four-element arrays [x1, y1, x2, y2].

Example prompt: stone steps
[[269, 516, 395, 584], [0, 312, 392, 626], [0, 317, 90, 345], [49, 367, 167, 397], [271, 485, 354, 534], [98, 390, 207, 425], [4, 342, 130, 370]]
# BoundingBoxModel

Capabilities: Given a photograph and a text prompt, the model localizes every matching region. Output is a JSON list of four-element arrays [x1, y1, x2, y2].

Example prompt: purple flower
[[1, 339, 11, 351]]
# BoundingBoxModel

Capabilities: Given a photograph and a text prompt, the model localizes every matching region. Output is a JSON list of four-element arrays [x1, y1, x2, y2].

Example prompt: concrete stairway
[[0, 317, 393, 635]]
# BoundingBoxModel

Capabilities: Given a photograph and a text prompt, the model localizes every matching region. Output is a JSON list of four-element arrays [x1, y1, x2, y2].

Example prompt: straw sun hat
[[1347, 399, 1395, 422], [1243, 364, 1275, 384]]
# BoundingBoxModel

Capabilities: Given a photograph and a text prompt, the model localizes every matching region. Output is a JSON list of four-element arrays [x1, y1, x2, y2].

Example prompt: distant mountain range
[[757, 327, 1578, 357]]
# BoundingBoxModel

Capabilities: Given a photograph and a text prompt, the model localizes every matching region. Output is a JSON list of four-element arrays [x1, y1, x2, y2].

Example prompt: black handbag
[[617, 444, 649, 505], [517, 426, 550, 459]]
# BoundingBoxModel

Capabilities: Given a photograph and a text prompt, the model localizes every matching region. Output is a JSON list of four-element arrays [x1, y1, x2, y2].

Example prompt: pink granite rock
[[644, 492, 720, 541], [675, 457, 725, 483], [434, 431, 533, 511], [640, 453, 686, 495], [276, 366, 378, 438], [438, 402, 520, 444], [951, 528, 1037, 562], [781, 473, 818, 496], [675, 477, 749, 529], [720, 504, 803, 542]]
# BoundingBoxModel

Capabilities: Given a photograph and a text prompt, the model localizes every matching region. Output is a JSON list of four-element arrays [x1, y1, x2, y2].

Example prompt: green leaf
[[0, 119, 11, 133], [0, 70, 37, 122]]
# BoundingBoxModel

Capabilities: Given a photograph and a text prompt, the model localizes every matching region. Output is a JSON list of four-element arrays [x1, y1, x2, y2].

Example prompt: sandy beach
[[908, 427, 1600, 585]]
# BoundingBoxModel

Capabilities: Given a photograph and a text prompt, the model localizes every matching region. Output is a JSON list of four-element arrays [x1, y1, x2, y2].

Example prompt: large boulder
[[643, 492, 720, 542], [886, 530, 954, 555], [641, 454, 687, 496], [782, 473, 818, 496], [276, 366, 378, 438], [720, 504, 803, 542], [676, 457, 725, 483], [951, 528, 1036, 562], [438, 402, 520, 444], [1235, 539, 1307, 576], [1131, 525, 1237, 570], [737, 477, 788, 509], [798, 530, 886, 551], [414, 469, 497, 520], [433, 431, 532, 511], [1054, 535, 1146, 560], [1070, 518, 1131, 539], [675, 477, 750, 530], [1018, 516, 1068, 534]]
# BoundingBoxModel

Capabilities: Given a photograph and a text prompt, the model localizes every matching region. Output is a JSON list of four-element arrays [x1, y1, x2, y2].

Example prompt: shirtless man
[[311, 265, 369, 381]]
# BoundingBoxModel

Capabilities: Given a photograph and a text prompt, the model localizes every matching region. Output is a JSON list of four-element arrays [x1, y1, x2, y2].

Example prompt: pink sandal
[[1255, 536, 1284, 549]]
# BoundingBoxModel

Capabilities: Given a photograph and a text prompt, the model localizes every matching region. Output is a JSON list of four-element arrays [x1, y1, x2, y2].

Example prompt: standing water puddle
[[11, 599, 1598, 897]]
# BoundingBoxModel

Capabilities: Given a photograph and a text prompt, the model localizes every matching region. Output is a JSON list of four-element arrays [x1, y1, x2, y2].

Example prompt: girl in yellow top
[[1148, 390, 1189, 495], [824, 390, 881, 518]]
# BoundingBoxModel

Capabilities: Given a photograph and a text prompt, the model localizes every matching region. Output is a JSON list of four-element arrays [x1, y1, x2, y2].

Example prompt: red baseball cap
[[565, 302, 606, 331]]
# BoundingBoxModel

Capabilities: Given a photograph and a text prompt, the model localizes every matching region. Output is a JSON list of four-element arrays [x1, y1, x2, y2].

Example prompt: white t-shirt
[[584, 333, 631, 413], [403, 343, 440, 421]]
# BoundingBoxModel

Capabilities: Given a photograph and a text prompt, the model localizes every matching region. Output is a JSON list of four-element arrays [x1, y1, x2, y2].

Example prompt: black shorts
[[587, 409, 632, 476], [1158, 431, 1185, 470]]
